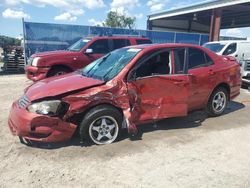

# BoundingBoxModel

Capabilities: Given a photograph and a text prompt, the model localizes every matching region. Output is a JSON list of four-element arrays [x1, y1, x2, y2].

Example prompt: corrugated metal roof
[[148, 0, 250, 20]]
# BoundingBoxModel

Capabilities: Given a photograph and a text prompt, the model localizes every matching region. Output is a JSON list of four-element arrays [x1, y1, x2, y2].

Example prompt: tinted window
[[89, 39, 109, 54], [223, 43, 237, 55], [136, 39, 152, 45], [173, 49, 185, 74], [188, 48, 209, 69], [205, 53, 213, 65], [112, 39, 131, 50], [135, 51, 171, 78]]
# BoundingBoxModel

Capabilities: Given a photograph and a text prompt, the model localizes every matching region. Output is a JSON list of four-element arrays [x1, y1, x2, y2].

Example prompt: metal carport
[[147, 0, 250, 41]]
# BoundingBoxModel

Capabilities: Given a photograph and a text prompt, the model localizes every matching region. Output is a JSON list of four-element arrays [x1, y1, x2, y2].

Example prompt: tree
[[103, 11, 136, 29], [0, 35, 21, 47]]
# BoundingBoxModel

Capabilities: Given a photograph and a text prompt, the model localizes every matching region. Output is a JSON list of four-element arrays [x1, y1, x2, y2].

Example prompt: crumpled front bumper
[[8, 101, 77, 142], [25, 66, 50, 82]]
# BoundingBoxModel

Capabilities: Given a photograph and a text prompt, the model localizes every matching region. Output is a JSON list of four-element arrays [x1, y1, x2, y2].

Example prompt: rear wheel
[[48, 66, 71, 77], [206, 87, 228, 117], [79, 105, 122, 145]]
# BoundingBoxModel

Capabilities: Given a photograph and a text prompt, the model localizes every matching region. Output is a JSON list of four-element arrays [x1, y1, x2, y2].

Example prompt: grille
[[245, 60, 250, 71], [18, 95, 30, 108]]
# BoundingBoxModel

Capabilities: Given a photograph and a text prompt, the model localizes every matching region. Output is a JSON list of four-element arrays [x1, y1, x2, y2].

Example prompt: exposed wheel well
[[47, 64, 73, 76], [69, 103, 124, 127]]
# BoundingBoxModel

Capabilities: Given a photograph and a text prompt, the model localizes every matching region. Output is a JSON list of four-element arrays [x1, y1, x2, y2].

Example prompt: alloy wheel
[[212, 91, 227, 113], [89, 116, 119, 145]]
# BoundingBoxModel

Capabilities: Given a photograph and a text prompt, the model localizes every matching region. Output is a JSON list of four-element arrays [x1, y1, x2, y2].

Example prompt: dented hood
[[25, 72, 104, 101]]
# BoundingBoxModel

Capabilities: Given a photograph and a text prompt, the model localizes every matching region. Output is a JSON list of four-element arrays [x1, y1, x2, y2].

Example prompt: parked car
[[9, 44, 241, 145], [203, 40, 250, 86], [25, 36, 152, 81], [239, 59, 250, 86]]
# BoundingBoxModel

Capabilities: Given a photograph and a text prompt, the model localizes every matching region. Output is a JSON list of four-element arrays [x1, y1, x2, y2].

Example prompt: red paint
[[25, 36, 152, 81], [9, 43, 241, 143], [8, 101, 76, 142], [25, 72, 104, 101]]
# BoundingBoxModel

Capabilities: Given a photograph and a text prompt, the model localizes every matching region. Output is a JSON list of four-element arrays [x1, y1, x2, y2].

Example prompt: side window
[[112, 39, 131, 50], [223, 43, 237, 55], [135, 51, 171, 78], [173, 48, 185, 74], [136, 39, 152, 45], [188, 48, 209, 69], [89, 39, 109, 54]]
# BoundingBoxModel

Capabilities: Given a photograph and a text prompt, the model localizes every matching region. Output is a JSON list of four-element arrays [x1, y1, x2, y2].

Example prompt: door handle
[[208, 70, 215, 75], [173, 80, 186, 85], [73, 57, 77, 61]]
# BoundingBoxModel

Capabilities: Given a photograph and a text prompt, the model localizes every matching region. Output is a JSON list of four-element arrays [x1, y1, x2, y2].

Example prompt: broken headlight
[[28, 100, 68, 116]]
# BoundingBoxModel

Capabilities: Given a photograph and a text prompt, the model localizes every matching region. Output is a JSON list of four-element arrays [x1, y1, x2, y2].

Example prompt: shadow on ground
[[0, 71, 25, 76], [22, 101, 245, 149]]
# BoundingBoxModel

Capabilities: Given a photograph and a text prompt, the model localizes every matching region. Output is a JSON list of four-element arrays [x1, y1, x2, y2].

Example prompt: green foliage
[[0, 35, 21, 47], [103, 11, 136, 29]]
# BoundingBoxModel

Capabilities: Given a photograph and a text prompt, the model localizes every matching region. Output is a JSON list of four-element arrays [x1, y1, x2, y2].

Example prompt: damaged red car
[[8, 44, 241, 145]]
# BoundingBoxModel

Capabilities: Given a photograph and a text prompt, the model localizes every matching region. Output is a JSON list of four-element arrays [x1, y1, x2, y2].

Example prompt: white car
[[203, 40, 250, 86]]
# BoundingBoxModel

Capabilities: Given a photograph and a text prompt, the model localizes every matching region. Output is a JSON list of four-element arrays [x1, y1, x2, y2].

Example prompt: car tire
[[48, 66, 71, 77], [206, 87, 228, 117], [79, 105, 123, 145]]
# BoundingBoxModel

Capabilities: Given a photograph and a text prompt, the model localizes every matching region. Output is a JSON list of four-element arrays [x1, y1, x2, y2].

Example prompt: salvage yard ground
[[0, 74, 250, 187]]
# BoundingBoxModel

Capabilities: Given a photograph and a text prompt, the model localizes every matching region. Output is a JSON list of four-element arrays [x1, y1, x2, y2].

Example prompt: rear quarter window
[[136, 39, 152, 45], [112, 39, 131, 50], [188, 48, 214, 69]]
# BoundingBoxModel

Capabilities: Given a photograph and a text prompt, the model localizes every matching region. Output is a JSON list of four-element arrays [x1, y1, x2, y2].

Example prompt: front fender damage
[[62, 80, 139, 134]]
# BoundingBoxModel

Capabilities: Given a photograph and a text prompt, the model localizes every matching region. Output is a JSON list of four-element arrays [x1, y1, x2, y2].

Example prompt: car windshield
[[82, 48, 142, 81], [203, 43, 225, 53], [67, 39, 91, 51]]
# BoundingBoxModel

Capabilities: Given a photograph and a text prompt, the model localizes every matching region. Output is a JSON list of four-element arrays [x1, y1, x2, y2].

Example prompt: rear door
[[111, 39, 131, 51], [127, 49, 189, 122], [186, 47, 217, 110]]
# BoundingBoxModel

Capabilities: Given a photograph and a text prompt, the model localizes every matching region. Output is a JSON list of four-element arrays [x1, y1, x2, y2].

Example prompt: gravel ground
[[0, 74, 250, 188]]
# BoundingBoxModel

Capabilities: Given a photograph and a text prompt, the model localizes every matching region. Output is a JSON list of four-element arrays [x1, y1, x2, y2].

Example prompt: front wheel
[[79, 105, 122, 145], [206, 87, 228, 117]]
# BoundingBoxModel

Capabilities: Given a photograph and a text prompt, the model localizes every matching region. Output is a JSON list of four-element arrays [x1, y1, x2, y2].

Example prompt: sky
[[0, 0, 250, 38]]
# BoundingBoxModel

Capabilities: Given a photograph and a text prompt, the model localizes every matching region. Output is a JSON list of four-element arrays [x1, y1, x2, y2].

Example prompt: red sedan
[[8, 44, 241, 145]]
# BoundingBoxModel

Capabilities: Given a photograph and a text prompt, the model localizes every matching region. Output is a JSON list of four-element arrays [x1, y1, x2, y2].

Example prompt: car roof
[[83, 36, 150, 40], [125, 43, 203, 50]]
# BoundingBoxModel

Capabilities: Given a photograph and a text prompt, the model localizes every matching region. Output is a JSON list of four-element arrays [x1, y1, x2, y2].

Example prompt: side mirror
[[85, 48, 93, 54]]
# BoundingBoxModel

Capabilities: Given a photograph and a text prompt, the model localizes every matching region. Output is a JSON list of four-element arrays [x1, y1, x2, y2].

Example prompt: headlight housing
[[31, 57, 41, 66], [27, 100, 68, 116]]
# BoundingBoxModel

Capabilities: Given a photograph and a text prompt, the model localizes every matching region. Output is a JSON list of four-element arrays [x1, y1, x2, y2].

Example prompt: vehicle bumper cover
[[25, 66, 50, 82], [8, 101, 77, 142]]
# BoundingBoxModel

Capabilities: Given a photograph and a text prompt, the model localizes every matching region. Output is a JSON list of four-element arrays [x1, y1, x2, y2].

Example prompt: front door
[[78, 39, 111, 68], [127, 49, 189, 123], [87, 39, 111, 60]]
